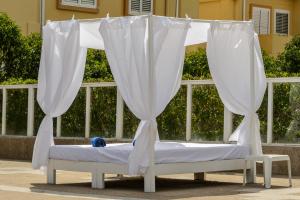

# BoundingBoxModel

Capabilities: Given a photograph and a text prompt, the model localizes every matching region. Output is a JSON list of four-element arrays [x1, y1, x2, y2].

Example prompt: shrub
[[0, 13, 42, 81], [262, 50, 279, 74], [183, 48, 210, 79], [21, 33, 42, 80], [278, 35, 300, 73], [84, 49, 113, 81], [0, 13, 23, 81]]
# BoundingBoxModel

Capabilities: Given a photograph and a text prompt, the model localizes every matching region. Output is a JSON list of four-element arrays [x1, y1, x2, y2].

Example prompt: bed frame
[[47, 158, 255, 192], [45, 17, 258, 193]]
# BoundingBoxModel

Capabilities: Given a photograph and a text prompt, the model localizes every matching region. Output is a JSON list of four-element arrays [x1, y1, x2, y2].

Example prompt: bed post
[[47, 159, 56, 184], [246, 20, 257, 184], [194, 172, 206, 182], [144, 14, 156, 193], [92, 170, 105, 189], [223, 106, 233, 143], [144, 167, 155, 192]]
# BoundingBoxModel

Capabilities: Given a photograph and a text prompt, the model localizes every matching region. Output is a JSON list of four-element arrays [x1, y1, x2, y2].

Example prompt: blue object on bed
[[91, 137, 106, 147], [132, 139, 136, 146]]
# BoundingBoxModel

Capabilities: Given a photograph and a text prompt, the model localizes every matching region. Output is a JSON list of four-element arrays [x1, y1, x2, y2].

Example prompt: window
[[274, 9, 289, 35], [252, 6, 271, 35], [58, 0, 98, 13], [62, 0, 97, 8], [129, 0, 152, 15]]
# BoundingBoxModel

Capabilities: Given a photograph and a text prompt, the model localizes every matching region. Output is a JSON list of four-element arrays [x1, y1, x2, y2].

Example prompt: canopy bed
[[32, 15, 267, 192]]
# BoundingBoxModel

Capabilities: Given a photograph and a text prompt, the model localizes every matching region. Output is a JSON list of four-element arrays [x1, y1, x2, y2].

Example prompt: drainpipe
[[242, 0, 247, 21], [40, 0, 45, 34], [175, 0, 179, 17]]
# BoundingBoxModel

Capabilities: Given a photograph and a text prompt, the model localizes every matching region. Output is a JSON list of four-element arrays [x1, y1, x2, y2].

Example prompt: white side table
[[243, 154, 292, 188]]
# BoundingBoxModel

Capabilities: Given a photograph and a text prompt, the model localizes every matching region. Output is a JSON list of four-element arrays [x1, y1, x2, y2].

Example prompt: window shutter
[[63, 0, 79, 4], [130, 0, 141, 13], [142, 0, 151, 13], [129, 0, 152, 15], [62, 0, 96, 8], [81, 0, 95, 6], [252, 7, 270, 35], [276, 12, 289, 35]]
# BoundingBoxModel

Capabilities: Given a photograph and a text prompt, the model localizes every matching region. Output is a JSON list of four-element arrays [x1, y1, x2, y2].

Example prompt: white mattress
[[49, 142, 249, 164]]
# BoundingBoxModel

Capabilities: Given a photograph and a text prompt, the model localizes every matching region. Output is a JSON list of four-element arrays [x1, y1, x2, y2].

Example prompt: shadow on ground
[[29, 176, 288, 200]]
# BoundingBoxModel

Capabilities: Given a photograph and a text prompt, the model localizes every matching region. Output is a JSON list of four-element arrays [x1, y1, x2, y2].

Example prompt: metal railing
[[1, 77, 300, 144]]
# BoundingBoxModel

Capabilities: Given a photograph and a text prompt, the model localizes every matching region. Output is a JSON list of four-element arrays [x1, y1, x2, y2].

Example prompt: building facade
[[0, 0, 299, 54]]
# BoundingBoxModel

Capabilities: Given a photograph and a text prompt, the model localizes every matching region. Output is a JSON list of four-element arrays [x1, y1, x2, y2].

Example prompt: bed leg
[[92, 171, 105, 189], [144, 169, 155, 192], [116, 174, 124, 179], [246, 160, 256, 184], [194, 172, 206, 182], [47, 160, 56, 184]]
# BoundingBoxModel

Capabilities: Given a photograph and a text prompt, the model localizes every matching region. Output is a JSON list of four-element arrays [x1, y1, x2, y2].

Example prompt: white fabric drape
[[80, 20, 104, 50], [206, 22, 266, 155], [32, 20, 87, 169], [185, 21, 210, 46], [99, 16, 190, 175], [79, 19, 211, 49]]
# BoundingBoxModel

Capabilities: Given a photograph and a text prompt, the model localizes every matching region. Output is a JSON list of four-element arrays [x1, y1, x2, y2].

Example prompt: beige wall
[[180, 0, 199, 19], [0, 0, 298, 54], [0, 0, 125, 34], [45, 0, 125, 21], [294, 0, 300, 35], [234, 0, 243, 20], [0, 0, 40, 35], [199, 0, 237, 20], [46, 0, 200, 24], [247, 0, 295, 54], [154, 0, 199, 19], [154, 0, 166, 16], [197, 0, 296, 54], [165, 0, 176, 17], [272, 35, 293, 55], [247, 0, 294, 33]]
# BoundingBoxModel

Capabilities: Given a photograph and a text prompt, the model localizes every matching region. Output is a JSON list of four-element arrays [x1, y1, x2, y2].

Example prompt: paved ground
[[0, 160, 299, 200]]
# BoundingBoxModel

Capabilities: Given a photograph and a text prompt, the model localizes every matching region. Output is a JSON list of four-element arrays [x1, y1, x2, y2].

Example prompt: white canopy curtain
[[32, 20, 87, 169], [79, 19, 211, 50], [32, 15, 267, 176], [99, 16, 190, 175], [206, 22, 267, 156]]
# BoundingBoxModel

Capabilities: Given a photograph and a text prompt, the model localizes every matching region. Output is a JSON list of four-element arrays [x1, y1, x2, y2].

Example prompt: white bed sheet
[[49, 142, 249, 164]]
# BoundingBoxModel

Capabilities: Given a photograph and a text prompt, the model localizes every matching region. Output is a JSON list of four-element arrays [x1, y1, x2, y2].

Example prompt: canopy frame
[[37, 15, 260, 192]]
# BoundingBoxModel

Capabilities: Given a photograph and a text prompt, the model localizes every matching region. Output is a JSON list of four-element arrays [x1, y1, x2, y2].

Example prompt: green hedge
[[1, 13, 300, 142]]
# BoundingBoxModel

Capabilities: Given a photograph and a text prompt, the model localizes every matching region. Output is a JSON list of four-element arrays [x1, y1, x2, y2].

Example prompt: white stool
[[243, 154, 292, 188]]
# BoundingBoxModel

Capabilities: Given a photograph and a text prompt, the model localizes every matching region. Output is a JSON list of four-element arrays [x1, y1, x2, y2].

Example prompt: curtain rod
[[47, 15, 252, 25], [156, 15, 252, 24]]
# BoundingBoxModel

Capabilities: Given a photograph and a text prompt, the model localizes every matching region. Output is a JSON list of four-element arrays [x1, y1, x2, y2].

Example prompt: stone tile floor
[[0, 159, 299, 200]]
